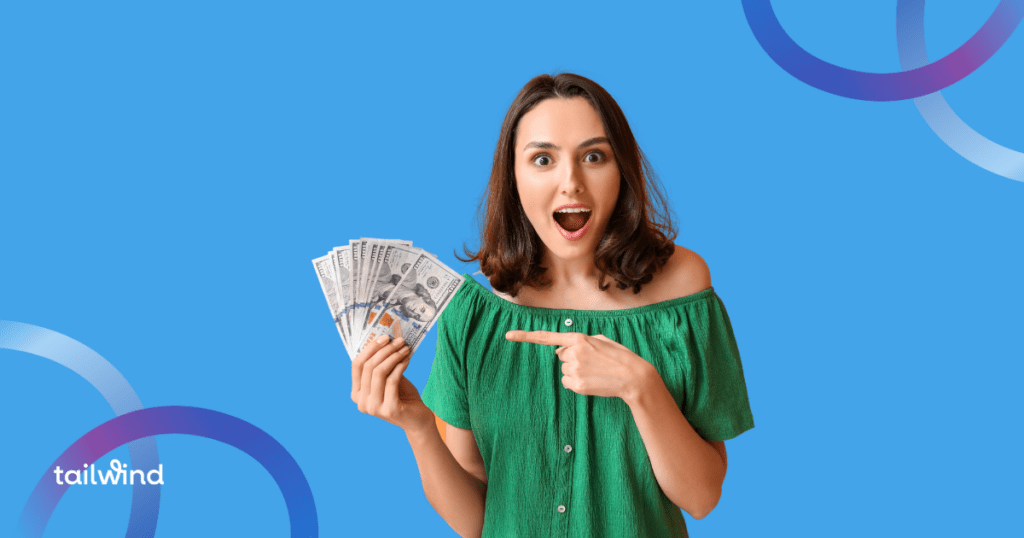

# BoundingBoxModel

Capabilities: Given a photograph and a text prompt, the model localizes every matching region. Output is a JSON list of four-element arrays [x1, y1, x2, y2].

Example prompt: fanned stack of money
[[313, 238, 465, 360]]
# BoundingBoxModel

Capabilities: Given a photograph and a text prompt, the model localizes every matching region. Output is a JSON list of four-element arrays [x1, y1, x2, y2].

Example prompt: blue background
[[2, 1, 1021, 536]]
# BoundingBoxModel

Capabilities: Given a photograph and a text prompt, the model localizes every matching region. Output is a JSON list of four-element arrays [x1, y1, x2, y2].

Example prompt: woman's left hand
[[505, 330, 656, 402]]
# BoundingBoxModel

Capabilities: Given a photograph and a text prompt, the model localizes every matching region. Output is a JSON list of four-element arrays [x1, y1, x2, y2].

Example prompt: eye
[[531, 153, 552, 166], [584, 150, 605, 163]]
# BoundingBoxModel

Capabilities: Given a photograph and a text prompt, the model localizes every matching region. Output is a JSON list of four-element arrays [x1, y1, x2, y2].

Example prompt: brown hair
[[457, 73, 677, 297]]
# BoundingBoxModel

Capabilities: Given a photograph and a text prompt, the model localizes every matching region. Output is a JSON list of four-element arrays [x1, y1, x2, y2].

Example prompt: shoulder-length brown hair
[[457, 73, 677, 297]]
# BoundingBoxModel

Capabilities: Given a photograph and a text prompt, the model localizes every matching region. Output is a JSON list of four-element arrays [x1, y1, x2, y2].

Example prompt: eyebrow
[[523, 137, 610, 152]]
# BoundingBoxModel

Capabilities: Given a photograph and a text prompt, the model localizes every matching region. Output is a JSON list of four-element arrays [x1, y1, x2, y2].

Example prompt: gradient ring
[[0, 321, 160, 538], [742, 0, 1024, 101], [17, 406, 318, 538], [897, 0, 1024, 181]]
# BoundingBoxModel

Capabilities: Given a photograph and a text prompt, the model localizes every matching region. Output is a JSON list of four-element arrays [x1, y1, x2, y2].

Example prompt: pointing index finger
[[505, 330, 576, 346]]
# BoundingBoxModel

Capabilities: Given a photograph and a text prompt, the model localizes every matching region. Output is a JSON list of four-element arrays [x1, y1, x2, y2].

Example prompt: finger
[[393, 320, 403, 342], [370, 346, 411, 408], [358, 334, 393, 363], [556, 345, 580, 362], [591, 334, 620, 347], [362, 337, 406, 396], [360, 336, 406, 400], [353, 333, 392, 395], [382, 354, 411, 406], [506, 330, 577, 346]]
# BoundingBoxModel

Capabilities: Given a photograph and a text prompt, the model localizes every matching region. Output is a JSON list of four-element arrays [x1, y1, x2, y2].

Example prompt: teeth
[[555, 208, 592, 214]]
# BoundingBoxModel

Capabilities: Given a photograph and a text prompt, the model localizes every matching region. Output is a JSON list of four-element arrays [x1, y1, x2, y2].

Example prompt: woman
[[350, 73, 754, 537]]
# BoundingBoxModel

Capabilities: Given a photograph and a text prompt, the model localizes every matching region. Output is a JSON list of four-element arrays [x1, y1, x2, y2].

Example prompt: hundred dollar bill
[[353, 238, 414, 342], [360, 253, 464, 354], [357, 239, 379, 335], [359, 239, 393, 338], [327, 250, 346, 346], [358, 240, 377, 330], [349, 239, 362, 336], [312, 254, 353, 358], [355, 240, 366, 311], [371, 239, 413, 288], [330, 246, 354, 346], [360, 238, 412, 307], [364, 239, 389, 309], [360, 242, 426, 344]]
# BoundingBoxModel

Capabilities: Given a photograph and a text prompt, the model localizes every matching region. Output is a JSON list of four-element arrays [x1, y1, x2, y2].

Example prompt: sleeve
[[683, 293, 755, 442], [420, 281, 472, 430]]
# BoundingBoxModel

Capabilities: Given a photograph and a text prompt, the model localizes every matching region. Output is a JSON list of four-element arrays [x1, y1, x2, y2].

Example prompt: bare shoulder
[[649, 244, 712, 302], [490, 286, 519, 305]]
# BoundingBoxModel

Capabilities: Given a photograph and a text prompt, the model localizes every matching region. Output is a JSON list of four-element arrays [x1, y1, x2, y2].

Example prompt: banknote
[[360, 241, 378, 330], [313, 238, 463, 360], [361, 238, 412, 306], [312, 254, 353, 358], [360, 242, 427, 344], [362, 253, 464, 353], [349, 239, 361, 336], [330, 246, 354, 347], [325, 250, 348, 352]]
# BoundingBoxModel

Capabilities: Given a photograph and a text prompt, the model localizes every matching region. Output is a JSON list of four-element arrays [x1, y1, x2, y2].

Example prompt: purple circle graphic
[[897, 0, 1024, 181], [742, 0, 1024, 101], [18, 406, 318, 538]]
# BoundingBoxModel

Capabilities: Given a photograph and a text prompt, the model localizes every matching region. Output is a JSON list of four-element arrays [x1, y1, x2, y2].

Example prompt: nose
[[559, 159, 584, 195]]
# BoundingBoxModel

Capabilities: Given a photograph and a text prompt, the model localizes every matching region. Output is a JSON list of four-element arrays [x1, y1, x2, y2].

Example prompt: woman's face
[[514, 97, 620, 263]]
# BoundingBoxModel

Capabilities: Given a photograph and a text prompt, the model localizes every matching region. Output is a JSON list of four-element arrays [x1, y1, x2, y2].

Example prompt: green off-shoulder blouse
[[421, 274, 754, 538]]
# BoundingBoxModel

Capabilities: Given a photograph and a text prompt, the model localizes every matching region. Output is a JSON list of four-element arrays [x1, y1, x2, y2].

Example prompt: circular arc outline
[[17, 406, 319, 538], [0, 320, 160, 538], [897, 0, 1024, 181], [741, 0, 1024, 101]]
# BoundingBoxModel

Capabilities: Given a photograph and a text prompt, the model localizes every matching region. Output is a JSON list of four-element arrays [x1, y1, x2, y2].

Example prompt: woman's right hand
[[350, 324, 435, 434]]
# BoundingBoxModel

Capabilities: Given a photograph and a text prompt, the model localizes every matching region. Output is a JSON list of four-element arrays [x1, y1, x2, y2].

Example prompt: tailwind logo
[[54, 460, 164, 486]]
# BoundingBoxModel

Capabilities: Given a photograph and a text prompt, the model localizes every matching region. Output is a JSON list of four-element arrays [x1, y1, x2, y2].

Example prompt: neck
[[538, 248, 603, 290]]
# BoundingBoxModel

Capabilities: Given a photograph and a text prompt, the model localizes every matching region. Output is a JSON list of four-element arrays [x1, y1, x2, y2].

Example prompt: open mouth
[[553, 207, 592, 240], [553, 208, 591, 232]]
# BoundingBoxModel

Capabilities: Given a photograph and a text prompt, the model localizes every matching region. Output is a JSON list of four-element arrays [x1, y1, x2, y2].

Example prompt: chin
[[540, 226, 606, 260]]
